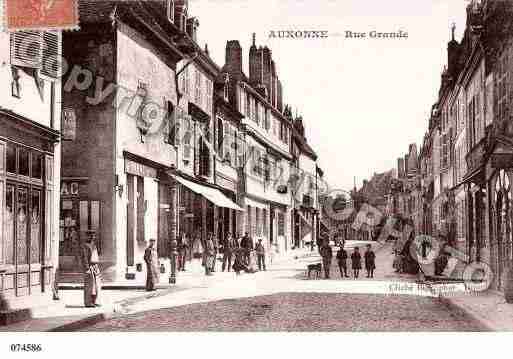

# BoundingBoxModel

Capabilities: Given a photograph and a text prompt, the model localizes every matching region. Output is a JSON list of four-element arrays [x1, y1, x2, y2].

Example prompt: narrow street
[[80, 242, 485, 331]]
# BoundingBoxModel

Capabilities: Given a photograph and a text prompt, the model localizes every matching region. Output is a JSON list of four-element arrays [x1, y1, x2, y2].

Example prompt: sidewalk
[[439, 289, 513, 331], [1, 247, 312, 332]]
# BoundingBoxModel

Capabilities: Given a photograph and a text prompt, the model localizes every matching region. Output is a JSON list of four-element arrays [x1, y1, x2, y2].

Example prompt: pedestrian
[[82, 230, 102, 307], [336, 246, 349, 278], [204, 233, 215, 276], [319, 240, 333, 279], [210, 233, 219, 272], [393, 250, 404, 274], [232, 247, 248, 275], [144, 238, 159, 291], [364, 244, 376, 278], [240, 232, 253, 266], [351, 246, 362, 279], [256, 238, 266, 271], [222, 232, 237, 272]]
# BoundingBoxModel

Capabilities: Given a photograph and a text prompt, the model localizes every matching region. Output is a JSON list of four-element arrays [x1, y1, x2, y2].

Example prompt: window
[[264, 109, 270, 131], [497, 50, 509, 123], [185, 66, 191, 96], [236, 132, 245, 168], [182, 115, 193, 160], [205, 77, 212, 112], [441, 133, 449, 169], [31, 152, 42, 179], [10, 30, 60, 79], [217, 117, 224, 156], [250, 97, 256, 123], [194, 69, 202, 105]]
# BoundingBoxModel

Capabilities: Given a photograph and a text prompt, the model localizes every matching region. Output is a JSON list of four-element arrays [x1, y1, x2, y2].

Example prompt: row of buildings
[[386, 0, 513, 294], [0, 0, 328, 315]]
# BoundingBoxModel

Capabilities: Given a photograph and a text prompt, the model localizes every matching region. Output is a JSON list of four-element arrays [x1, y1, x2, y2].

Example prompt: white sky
[[189, 0, 468, 192]]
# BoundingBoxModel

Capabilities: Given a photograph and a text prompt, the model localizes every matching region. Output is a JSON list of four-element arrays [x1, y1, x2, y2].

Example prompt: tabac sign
[[125, 159, 157, 178]]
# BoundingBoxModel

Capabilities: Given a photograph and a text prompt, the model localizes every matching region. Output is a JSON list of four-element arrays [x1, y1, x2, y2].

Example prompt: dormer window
[[167, 1, 175, 23], [181, 13, 187, 32]]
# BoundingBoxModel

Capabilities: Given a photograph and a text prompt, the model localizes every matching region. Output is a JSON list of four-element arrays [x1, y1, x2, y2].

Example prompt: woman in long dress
[[82, 231, 102, 307], [144, 239, 159, 291]]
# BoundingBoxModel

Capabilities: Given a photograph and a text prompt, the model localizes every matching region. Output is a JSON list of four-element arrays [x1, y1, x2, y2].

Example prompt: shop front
[[173, 174, 243, 264], [1, 111, 59, 311]]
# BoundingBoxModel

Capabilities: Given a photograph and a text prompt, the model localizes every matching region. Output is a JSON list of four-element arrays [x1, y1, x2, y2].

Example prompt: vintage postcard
[[0, 0, 512, 357]]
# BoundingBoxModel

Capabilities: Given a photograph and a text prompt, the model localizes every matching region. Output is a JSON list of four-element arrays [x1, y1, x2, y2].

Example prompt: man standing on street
[[364, 244, 376, 278], [320, 240, 333, 279], [240, 232, 253, 266], [144, 239, 159, 291], [82, 230, 102, 307], [336, 245, 349, 278], [255, 238, 266, 271], [222, 233, 237, 272]]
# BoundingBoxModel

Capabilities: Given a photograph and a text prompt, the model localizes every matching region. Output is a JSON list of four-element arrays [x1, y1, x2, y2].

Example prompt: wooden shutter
[[41, 31, 60, 79], [10, 31, 43, 68], [44, 155, 54, 264], [0, 141, 5, 265]]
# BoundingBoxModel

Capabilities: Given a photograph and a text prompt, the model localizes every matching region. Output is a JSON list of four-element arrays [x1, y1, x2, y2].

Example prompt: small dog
[[307, 263, 322, 279]]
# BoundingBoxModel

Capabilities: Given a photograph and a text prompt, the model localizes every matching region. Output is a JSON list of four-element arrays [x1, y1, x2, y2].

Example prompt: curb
[[49, 313, 113, 332], [437, 294, 494, 331]]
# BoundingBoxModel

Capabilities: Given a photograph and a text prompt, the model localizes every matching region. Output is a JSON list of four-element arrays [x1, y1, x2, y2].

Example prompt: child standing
[[336, 246, 349, 278], [364, 244, 376, 278], [351, 247, 362, 279]]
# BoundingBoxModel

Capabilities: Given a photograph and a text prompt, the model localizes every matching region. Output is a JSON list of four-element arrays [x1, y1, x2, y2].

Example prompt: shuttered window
[[10, 31, 42, 68], [10, 30, 60, 79], [41, 31, 60, 79]]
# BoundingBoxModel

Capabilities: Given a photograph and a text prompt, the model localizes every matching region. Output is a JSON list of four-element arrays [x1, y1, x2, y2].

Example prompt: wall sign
[[62, 108, 77, 141], [125, 159, 157, 178]]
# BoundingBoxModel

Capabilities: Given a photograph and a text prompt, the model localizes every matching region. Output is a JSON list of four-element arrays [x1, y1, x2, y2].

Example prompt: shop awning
[[173, 175, 244, 211]]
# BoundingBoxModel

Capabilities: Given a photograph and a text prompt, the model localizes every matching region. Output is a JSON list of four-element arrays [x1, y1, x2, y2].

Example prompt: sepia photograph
[[1, 0, 513, 356]]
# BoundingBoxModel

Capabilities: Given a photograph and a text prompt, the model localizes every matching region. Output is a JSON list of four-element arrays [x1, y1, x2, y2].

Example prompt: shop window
[[31, 152, 42, 179], [30, 190, 41, 263], [5, 185, 15, 264], [18, 148, 29, 177], [16, 188, 28, 264], [6, 143, 16, 173]]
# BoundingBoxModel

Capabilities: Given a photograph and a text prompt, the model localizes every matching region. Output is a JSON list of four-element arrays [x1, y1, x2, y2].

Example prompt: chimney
[[262, 46, 272, 102], [175, 0, 188, 32], [225, 40, 243, 75], [447, 23, 460, 78], [186, 17, 199, 42], [249, 35, 263, 85]]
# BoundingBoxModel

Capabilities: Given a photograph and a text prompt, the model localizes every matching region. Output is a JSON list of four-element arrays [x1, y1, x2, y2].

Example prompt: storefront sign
[[62, 108, 77, 141], [491, 153, 513, 169], [125, 159, 157, 178]]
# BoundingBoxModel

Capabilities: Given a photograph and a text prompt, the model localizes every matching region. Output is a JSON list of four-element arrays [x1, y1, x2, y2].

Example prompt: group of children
[[335, 244, 376, 279]]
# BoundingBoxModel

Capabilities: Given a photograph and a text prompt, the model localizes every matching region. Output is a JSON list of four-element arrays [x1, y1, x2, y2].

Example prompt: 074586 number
[[10, 344, 42, 352]]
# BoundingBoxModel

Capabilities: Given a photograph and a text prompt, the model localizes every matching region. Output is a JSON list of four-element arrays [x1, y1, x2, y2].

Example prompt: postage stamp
[[5, 0, 79, 31]]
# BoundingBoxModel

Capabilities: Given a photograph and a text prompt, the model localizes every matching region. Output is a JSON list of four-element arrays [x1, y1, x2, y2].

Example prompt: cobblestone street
[[77, 242, 485, 331], [83, 292, 485, 331]]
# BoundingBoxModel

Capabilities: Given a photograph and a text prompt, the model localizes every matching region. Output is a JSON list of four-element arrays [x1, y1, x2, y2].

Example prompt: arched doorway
[[494, 170, 512, 290]]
